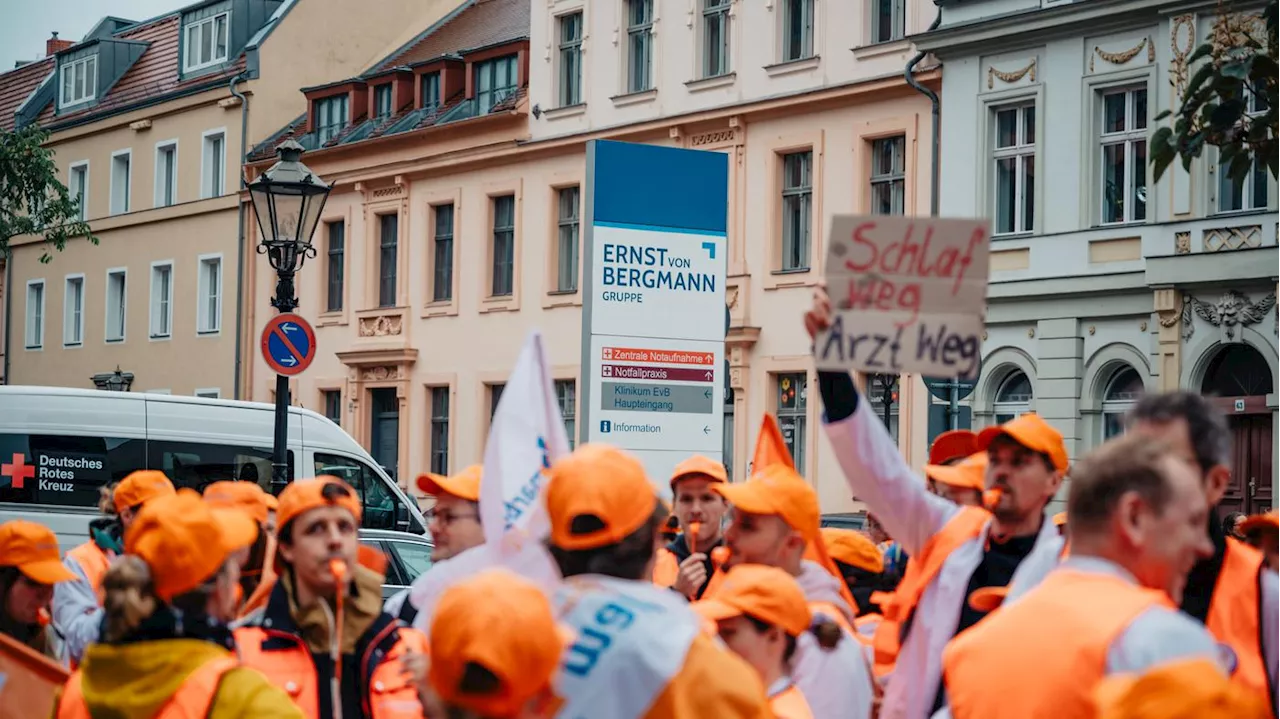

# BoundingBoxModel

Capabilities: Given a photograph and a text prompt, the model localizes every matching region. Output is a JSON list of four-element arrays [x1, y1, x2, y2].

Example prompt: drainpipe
[[230, 72, 249, 400], [2, 255, 11, 385], [906, 10, 943, 217]]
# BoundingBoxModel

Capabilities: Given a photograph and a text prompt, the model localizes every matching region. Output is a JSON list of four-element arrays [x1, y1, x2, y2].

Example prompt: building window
[[378, 214, 398, 308], [69, 163, 88, 221], [993, 104, 1035, 235], [150, 263, 173, 339], [432, 204, 454, 302], [184, 12, 229, 72], [627, 0, 654, 93], [155, 142, 177, 208], [868, 374, 900, 445], [870, 136, 905, 215], [993, 371, 1033, 424], [557, 186, 580, 292], [110, 151, 131, 215], [25, 281, 45, 350], [1099, 86, 1148, 225], [374, 85, 393, 120], [780, 151, 813, 272], [775, 372, 808, 474], [1217, 91, 1270, 213], [723, 380, 734, 480], [202, 131, 225, 198], [1101, 367, 1143, 440], [60, 55, 97, 107], [421, 72, 441, 113], [315, 95, 349, 145], [197, 256, 221, 334], [64, 276, 84, 346], [558, 12, 583, 107], [475, 55, 518, 115], [782, 0, 815, 62], [491, 195, 516, 297], [489, 383, 506, 421], [556, 379, 577, 449], [323, 389, 342, 425], [872, 0, 905, 43], [702, 0, 732, 78], [369, 388, 400, 482], [428, 386, 450, 474], [106, 269, 126, 342], [325, 220, 344, 312]]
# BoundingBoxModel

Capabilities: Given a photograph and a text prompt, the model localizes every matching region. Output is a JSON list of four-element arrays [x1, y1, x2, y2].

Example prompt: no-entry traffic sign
[[261, 313, 317, 376]]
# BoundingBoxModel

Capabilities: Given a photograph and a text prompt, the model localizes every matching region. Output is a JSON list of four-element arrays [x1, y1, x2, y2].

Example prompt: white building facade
[[916, 0, 1278, 515]]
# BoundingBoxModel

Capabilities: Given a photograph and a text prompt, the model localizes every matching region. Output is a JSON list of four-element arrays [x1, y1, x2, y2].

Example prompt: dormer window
[[315, 95, 349, 144], [421, 72, 440, 113], [60, 55, 97, 107], [475, 55, 518, 115], [185, 11, 230, 72], [373, 85, 393, 120]]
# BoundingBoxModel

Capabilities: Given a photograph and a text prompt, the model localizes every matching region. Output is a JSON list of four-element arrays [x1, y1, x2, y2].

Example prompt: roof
[[0, 57, 54, 132], [376, 0, 530, 70]]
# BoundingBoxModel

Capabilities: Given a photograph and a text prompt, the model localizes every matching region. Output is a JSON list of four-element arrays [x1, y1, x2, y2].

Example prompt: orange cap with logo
[[275, 476, 363, 533], [924, 452, 989, 492], [713, 464, 858, 613], [820, 527, 884, 574], [430, 569, 570, 717], [113, 470, 176, 513], [1094, 658, 1272, 719], [125, 489, 258, 602], [203, 480, 272, 525], [977, 413, 1069, 473], [417, 465, 482, 502], [929, 430, 979, 465], [544, 444, 658, 551], [669, 455, 728, 489], [0, 520, 77, 584], [694, 564, 812, 636]]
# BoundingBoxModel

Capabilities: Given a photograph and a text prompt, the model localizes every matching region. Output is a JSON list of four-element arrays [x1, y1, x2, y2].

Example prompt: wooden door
[[1224, 414, 1274, 516]]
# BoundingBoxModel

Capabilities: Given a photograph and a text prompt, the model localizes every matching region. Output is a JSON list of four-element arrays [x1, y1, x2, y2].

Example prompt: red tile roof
[[0, 58, 54, 132], [378, 0, 530, 70]]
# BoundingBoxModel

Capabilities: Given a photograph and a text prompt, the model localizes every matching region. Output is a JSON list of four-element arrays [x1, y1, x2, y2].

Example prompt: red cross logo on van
[[2, 454, 35, 490]]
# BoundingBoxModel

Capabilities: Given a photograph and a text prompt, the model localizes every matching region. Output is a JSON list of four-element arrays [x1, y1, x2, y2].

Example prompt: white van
[[0, 386, 427, 549]]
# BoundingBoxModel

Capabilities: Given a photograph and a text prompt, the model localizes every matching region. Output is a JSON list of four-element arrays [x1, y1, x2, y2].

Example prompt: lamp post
[[247, 140, 331, 489], [91, 366, 134, 392]]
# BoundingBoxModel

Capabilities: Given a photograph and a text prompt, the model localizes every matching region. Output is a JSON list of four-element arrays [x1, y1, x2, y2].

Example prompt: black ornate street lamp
[[248, 140, 331, 487], [91, 366, 134, 392]]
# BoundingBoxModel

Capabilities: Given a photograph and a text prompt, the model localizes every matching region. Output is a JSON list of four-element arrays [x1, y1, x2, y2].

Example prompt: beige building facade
[[1, 0, 460, 397], [245, 0, 942, 512]]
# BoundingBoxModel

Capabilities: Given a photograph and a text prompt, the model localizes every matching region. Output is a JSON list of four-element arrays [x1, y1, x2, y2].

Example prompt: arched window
[[993, 371, 1032, 424], [1101, 366, 1144, 439], [1202, 345, 1274, 397]]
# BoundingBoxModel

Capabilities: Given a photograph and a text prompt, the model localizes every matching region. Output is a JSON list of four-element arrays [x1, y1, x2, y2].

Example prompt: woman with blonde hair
[[50, 489, 302, 718]]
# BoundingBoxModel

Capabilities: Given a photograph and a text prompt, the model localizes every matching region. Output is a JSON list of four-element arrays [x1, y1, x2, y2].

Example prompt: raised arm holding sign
[[814, 215, 991, 379]]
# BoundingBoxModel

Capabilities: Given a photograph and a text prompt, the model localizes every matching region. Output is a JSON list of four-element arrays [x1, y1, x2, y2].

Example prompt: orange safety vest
[[1206, 538, 1270, 700], [57, 656, 238, 719], [65, 542, 110, 597], [234, 622, 428, 719], [652, 547, 679, 588], [871, 506, 989, 678], [769, 682, 815, 719], [942, 569, 1170, 719]]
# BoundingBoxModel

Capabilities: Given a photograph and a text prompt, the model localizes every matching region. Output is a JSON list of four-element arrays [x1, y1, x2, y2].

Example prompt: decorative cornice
[[987, 59, 1037, 90], [1090, 37, 1152, 72], [1181, 290, 1277, 340]]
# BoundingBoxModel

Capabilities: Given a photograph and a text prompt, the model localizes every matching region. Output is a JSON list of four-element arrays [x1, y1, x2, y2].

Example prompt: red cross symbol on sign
[[2, 453, 35, 490]]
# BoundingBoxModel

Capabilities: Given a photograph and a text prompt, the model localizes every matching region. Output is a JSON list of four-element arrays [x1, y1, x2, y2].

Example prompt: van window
[[0, 433, 145, 507], [314, 452, 398, 530], [147, 440, 293, 495]]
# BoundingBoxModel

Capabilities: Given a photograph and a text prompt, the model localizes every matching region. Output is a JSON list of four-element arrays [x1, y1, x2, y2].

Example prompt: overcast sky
[[2, 0, 183, 70]]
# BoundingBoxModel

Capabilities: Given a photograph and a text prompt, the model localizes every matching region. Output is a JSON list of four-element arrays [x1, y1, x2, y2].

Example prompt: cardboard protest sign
[[815, 215, 990, 379], [0, 632, 69, 719]]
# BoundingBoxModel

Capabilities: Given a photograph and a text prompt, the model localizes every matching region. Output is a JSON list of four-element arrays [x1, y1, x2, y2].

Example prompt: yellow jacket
[[49, 637, 302, 719]]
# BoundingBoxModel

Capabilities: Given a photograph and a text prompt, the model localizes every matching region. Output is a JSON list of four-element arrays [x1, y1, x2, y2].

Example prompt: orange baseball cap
[[125, 489, 258, 602], [1095, 658, 1272, 718], [275, 476, 363, 533], [820, 527, 884, 574], [693, 564, 812, 637], [924, 453, 989, 491], [417, 465, 482, 502], [669, 455, 728, 489], [430, 569, 570, 717], [0, 520, 76, 584], [544, 444, 658, 551], [113, 470, 176, 512], [977, 413, 1069, 473], [967, 585, 1010, 613], [1240, 510, 1278, 535], [203, 480, 273, 525], [930, 430, 979, 465]]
